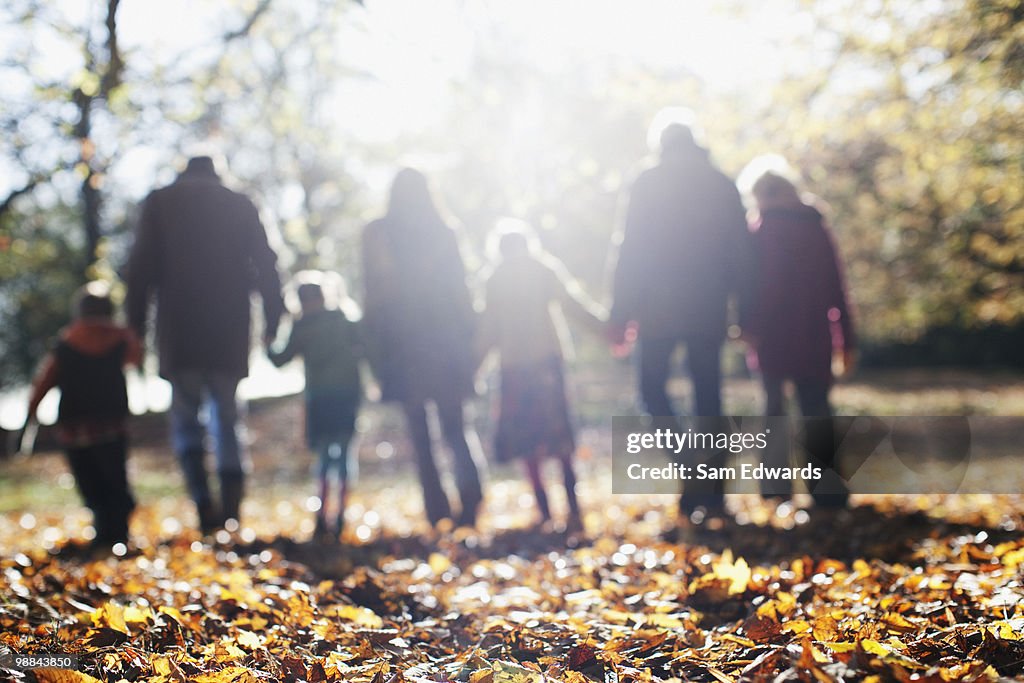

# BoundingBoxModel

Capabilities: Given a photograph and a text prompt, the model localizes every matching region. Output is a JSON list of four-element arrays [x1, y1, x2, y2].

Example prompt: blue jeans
[[169, 371, 248, 505]]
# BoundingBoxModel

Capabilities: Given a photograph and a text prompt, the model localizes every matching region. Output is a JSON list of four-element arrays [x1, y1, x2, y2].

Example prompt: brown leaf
[[31, 670, 103, 683]]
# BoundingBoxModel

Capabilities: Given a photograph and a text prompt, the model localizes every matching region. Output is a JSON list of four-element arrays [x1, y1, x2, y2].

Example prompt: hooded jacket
[[748, 204, 856, 382]]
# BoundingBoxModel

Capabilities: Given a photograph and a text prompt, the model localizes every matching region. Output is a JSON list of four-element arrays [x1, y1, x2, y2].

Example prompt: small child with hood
[[25, 282, 142, 552], [476, 220, 606, 532], [267, 272, 363, 542]]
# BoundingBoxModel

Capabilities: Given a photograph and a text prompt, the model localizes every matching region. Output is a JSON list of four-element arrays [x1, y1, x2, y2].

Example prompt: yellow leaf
[[470, 669, 494, 683], [999, 547, 1024, 569], [711, 550, 751, 595], [324, 604, 384, 628], [601, 609, 632, 625], [153, 656, 173, 676], [823, 642, 857, 653], [644, 613, 684, 628], [707, 667, 734, 683], [860, 640, 921, 668], [784, 620, 811, 635], [159, 605, 185, 623], [492, 660, 542, 683], [31, 670, 103, 683], [91, 603, 127, 634], [235, 629, 263, 650], [124, 604, 153, 625], [812, 615, 840, 642], [719, 633, 755, 648], [990, 619, 1023, 640], [429, 552, 451, 574], [193, 666, 264, 683]]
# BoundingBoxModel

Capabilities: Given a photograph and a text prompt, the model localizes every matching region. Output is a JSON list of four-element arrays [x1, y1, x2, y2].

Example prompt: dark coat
[[125, 163, 284, 380], [361, 216, 476, 403], [748, 204, 856, 383], [610, 149, 754, 340]]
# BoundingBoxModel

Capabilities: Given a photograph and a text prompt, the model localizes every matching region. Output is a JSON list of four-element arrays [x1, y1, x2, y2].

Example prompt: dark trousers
[[639, 335, 722, 418], [402, 394, 485, 526], [66, 436, 135, 544], [763, 375, 847, 506], [639, 335, 726, 506]]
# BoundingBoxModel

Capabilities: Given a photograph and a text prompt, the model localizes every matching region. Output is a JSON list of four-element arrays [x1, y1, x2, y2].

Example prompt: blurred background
[[1, 0, 1022, 431]]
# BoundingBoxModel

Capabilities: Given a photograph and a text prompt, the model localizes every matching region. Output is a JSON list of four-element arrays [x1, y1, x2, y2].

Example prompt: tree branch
[[0, 177, 43, 220], [100, 0, 123, 96], [223, 0, 272, 42]]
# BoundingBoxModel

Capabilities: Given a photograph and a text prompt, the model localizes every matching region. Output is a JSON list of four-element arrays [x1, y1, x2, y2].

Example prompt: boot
[[197, 499, 221, 536], [220, 473, 245, 529]]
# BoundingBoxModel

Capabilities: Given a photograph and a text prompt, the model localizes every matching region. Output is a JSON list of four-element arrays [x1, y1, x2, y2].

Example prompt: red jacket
[[748, 205, 855, 383]]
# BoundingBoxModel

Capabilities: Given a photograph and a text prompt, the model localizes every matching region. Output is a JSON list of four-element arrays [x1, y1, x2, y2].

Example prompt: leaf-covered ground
[[3, 372, 1024, 682], [4, 489, 1024, 683]]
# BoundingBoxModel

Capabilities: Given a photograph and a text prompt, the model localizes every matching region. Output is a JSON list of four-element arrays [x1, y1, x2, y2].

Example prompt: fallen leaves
[[3, 494, 1024, 681]]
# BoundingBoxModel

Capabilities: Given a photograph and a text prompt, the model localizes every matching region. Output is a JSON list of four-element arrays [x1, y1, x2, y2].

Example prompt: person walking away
[[126, 155, 285, 534], [608, 116, 754, 517], [362, 168, 485, 529], [744, 169, 856, 509], [267, 272, 363, 542], [476, 223, 606, 533], [24, 282, 142, 553]]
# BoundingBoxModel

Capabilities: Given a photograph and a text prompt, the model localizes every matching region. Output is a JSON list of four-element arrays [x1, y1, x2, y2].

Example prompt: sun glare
[[327, 0, 807, 144]]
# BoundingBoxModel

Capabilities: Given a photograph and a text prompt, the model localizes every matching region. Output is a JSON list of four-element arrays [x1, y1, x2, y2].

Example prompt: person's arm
[[125, 192, 161, 342], [474, 277, 500, 373], [361, 223, 391, 334], [441, 228, 478, 336], [822, 224, 857, 354], [552, 263, 607, 336], [246, 202, 285, 346], [25, 353, 58, 425], [609, 174, 650, 332], [266, 319, 300, 367], [123, 327, 144, 368], [719, 179, 757, 331]]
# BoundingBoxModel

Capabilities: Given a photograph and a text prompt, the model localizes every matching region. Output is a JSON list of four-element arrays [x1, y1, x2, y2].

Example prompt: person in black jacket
[[609, 118, 754, 514], [126, 155, 285, 533]]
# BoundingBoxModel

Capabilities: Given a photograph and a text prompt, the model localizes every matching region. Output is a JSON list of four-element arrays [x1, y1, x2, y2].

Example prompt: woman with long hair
[[362, 168, 485, 528]]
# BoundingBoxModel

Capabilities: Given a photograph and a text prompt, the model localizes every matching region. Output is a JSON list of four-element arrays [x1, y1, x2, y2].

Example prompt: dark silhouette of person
[[267, 273, 364, 542], [476, 222, 606, 533], [745, 169, 856, 508], [25, 283, 141, 552], [126, 155, 285, 534], [362, 168, 485, 529], [609, 119, 753, 513]]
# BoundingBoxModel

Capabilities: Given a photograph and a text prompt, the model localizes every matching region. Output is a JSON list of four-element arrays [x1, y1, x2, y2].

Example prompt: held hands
[[607, 321, 637, 358], [842, 349, 859, 378], [17, 416, 38, 457], [833, 348, 859, 379]]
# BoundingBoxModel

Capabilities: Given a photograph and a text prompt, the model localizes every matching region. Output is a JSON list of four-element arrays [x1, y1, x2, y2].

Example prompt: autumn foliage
[[3, 492, 1024, 682]]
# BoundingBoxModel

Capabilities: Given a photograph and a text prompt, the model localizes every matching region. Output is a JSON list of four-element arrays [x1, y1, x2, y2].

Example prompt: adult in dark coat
[[609, 122, 754, 512], [362, 168, 484, 528], [126, 155, 284, 532], [746, 171, 856, 507]]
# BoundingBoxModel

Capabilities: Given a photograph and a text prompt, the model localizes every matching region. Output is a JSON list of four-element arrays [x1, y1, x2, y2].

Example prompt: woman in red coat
[[746, 171, 856, 508]]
